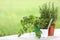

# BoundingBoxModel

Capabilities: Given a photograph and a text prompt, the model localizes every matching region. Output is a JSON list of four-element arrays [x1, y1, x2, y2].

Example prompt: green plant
[[39, 3, 51, 29], [18, 15, 42, 38], [50, 3, 58, 24], [34, 20, 42, 38], [39, 3, 58, 29]]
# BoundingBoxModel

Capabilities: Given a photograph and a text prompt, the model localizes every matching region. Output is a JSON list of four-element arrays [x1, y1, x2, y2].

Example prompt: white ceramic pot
[[40, 29, 48, 37]]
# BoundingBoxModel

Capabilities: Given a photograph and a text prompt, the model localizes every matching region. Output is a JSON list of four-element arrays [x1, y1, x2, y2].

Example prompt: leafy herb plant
[[39, 3, 58, 29], [18, 15, 42, 38]]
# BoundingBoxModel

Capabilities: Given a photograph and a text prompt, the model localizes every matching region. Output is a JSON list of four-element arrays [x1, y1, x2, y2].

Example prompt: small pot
[[40, 29, 48, 37], [48, 24, 55, 36]]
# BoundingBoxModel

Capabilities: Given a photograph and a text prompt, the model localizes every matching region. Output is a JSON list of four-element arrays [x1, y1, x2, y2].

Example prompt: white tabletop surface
[[0, 29, 60, 40]]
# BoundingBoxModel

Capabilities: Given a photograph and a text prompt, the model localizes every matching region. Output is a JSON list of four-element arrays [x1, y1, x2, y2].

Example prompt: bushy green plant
[[18, 15, 42, 38], [39, 3, 50, 29], [40, 3, 50, 19], [50, 3, 58, 24], [39, 3, 58, 29]]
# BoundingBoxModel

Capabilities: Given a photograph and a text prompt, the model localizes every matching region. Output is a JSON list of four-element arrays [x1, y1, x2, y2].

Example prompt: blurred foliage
[[39, 3, 58, 29], [18, 15, 42, 38]]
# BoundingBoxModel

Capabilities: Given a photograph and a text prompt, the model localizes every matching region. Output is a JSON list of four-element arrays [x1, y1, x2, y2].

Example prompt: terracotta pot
[[48, 24, 55, 36]]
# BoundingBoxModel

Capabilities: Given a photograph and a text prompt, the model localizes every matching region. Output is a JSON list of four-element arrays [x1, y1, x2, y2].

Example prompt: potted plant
[[18, 15, 42, 38], [39, 3, 58, 36], [39, 3, 51, 37], [48, 3, 58, 36]]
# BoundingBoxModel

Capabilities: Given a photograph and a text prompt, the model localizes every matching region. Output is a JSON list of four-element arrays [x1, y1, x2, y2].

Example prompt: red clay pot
[[48, 24, 55, 36]]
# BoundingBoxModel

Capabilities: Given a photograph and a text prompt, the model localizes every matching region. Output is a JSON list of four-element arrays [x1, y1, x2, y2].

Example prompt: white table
[[0, 29, 60, 40], [20, 29, 60, 40]]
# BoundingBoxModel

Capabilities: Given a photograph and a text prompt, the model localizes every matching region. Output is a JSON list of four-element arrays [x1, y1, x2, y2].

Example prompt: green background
[[0, 0, 60, 36]]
